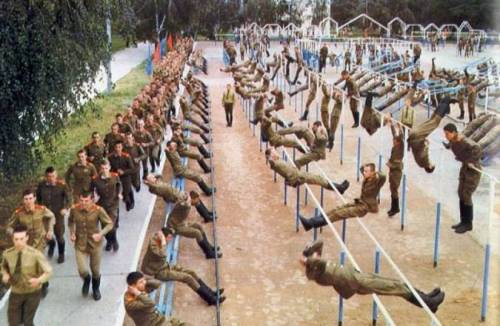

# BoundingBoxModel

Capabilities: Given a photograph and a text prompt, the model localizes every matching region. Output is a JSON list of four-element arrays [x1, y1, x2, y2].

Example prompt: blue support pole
[[400, 174, 407, 231], [296, 186, 300, 232], [356, 136, 361, 182], [341, 220, 347, 242], [340, 124, 344, 165], [433, 202, 441, 267], [481, 244, 491, 321], [372, 249, 381, 325], [338, 251, 346, 326]]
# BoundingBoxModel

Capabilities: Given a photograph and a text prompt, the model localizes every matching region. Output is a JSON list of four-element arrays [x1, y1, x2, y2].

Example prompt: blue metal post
[[356, 136, 361, 182], [338, 251, 346, 326], [481, 244, 491, 321], [372, 249, 381, 325], [433, 202, 441, 267], [400, 174, 407, 231], [304, 164, 309, 206]]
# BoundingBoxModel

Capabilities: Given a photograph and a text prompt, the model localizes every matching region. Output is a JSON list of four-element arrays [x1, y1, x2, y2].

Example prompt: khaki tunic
[[269, 160, 331, 189], [65, 162, 98, 199], [8, 205, 55, 252], [450, 136, 482, 205], [172, 133, 203, 161], [326, 173, 386, 222], [294, 127, 327, 169], [387, 125, 405, 199], [345, 78, 359, 113], [84, 142, 107, 167], [36, 180, 72, 240], [124, 279, 186, 326], [320, 84, 332, 129], [408, 114, 443, 169], [91, 174, 121, 223], [165, 149, 203, 183], [68, 203, 113, 253]]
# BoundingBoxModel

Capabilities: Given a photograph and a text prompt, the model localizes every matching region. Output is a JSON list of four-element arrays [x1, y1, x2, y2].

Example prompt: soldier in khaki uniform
[[260, 114, 304, 152], [249, 92, 267, 125], [443, 123, 482, 234], [91, 159, 121, 251], [141, 228, 224, 305], [68, 192, 113, 300], [8, 189, 55, 297], [145, 114, 164, 171], [171, 127, 211, 173], [467, 84, 477, 122], [108, 141, 135, 211], [36, 167, 72, 263], [408, 97, 452, 173], [385, 121, 405, 217], [299, 163, 385, 231], [65, 149, 98, 201], [264, 88, 285, 115], [341, 70, 360, 128], [144, 175, 220, 259], [171, 124, 211, 158], [265, 148, 349, 193], [2, 224, 53, 326], [294, 121, 328, 169], [289, 69, 318, 121], [319, 44, 328, 73], [165, 141, 214, 195], [222, 83, 235, 127], [84, 132, 107, 167], [134, 119, 155, 178], [124, 132, 148, 192], [104, 123, 125, 153], [300, 240, 445, 312], [170, 118, 211, 144], [125, 272, 186, 326], [180, 96, 210, 133]]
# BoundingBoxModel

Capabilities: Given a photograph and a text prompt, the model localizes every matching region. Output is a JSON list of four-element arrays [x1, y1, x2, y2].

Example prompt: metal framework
[[387, 17, 407, 38]]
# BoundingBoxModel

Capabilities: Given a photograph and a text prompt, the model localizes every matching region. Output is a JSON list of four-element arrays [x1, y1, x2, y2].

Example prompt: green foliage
[[0, 1, 114, 182]]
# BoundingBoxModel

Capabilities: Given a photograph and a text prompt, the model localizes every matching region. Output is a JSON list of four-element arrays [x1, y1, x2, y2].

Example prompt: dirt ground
[[134, 42, 499, 326]]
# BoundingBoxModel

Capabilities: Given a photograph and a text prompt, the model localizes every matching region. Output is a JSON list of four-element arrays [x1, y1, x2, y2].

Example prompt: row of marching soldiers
[[1, 38, 216, 326]]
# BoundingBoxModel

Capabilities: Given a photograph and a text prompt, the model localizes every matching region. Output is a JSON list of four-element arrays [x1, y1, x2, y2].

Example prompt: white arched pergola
[[338, 13, 389, 35], [283, 23, 300, 36], [440, 24, 459, 40], [424, 23, 440, 39], [319, 17, 339, 37], [387, 17, 406, 38], [405, 24, 424, 39], [263, 24, 282, 38]]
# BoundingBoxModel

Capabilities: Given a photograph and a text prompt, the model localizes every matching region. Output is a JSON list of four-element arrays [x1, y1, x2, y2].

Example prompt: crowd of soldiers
[[1, 37, 223, 325]]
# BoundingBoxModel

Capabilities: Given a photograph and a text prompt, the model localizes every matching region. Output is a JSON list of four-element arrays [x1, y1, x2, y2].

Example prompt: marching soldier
[[124, 132, 148, 192], [125, 271, 186, 326], [68, 191, 113, 301], [65, 149, 98, 201], [145, 113, 164, 172], [108, 141, 135, 211], [300, 240, 445, 312], [443, 123, 482, 234], [134, 119, 155, 178], [165, 141, 214, 195], [141, 228, 225, 305], [144, 175, 220, 259], [299, 163, 385, 231], [385, 120, 405, 217], [84, 132, 107, 167], [36, 166, 72, 263], [91, 159, 121, 251], [104, 123, 125, 153], [1, 224, 53, 326], [7, 188, 55, 297], [265, 148, 349, 193], [115, 113, 133, 134]]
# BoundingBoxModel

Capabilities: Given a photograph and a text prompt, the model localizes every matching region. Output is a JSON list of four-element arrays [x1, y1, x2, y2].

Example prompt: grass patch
[[111, 33, 128, 53]]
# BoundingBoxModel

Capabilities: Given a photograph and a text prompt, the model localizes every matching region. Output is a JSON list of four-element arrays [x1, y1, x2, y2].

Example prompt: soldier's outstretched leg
[[197, 179, 214, 196]]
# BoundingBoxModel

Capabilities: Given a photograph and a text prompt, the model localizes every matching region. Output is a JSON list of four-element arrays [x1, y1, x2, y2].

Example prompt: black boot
[[435, 96, 451, 117], [198, 145, 211, 159], [201, 133, 210, 144], [327, 132, 334, 151], [198, 279, 224, 296], [197, 238, 221, 259], [451, 200, 465, 229], [201, 124, 210, 133], [299, 110, 309, 121], [92, 276, 102, 301], [351, 111, 359, 128], [203, 233, 222, 258], [197, 180, 214, 196], [330, 180, 349, 194], [82, 275, 91, 297], [196, 285, 218, 305], [57, 240, 65, 264], [299, 215, 328, 232], [455, 204, 473, 234], [47, 239, 56, 259], [41, 282, 49, 298], [406, 289, 445, 313], [195, 201, 215, 223], [387, 198, 400, 217], [198, 159, 212, 174]]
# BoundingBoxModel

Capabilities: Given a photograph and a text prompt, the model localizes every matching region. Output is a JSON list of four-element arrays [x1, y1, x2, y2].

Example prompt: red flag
[[167, 34, 174, 50], [153, 42, 161, 64]]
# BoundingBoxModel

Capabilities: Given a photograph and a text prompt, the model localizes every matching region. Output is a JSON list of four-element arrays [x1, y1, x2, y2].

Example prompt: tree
[[0, 0, 128, 181]]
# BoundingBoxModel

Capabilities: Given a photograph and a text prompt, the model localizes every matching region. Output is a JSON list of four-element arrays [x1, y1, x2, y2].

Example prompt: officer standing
[[141, 228, 225, 305], [299, 163, 385, 231], [91, 159, 121, 251], [36, 166, 72, 263], [222, 83, 235, 127], [300, 240, 445, 312], [65, 149, 98, 201], [68, 191, 113, 300], [1, 224, 53, 326]]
